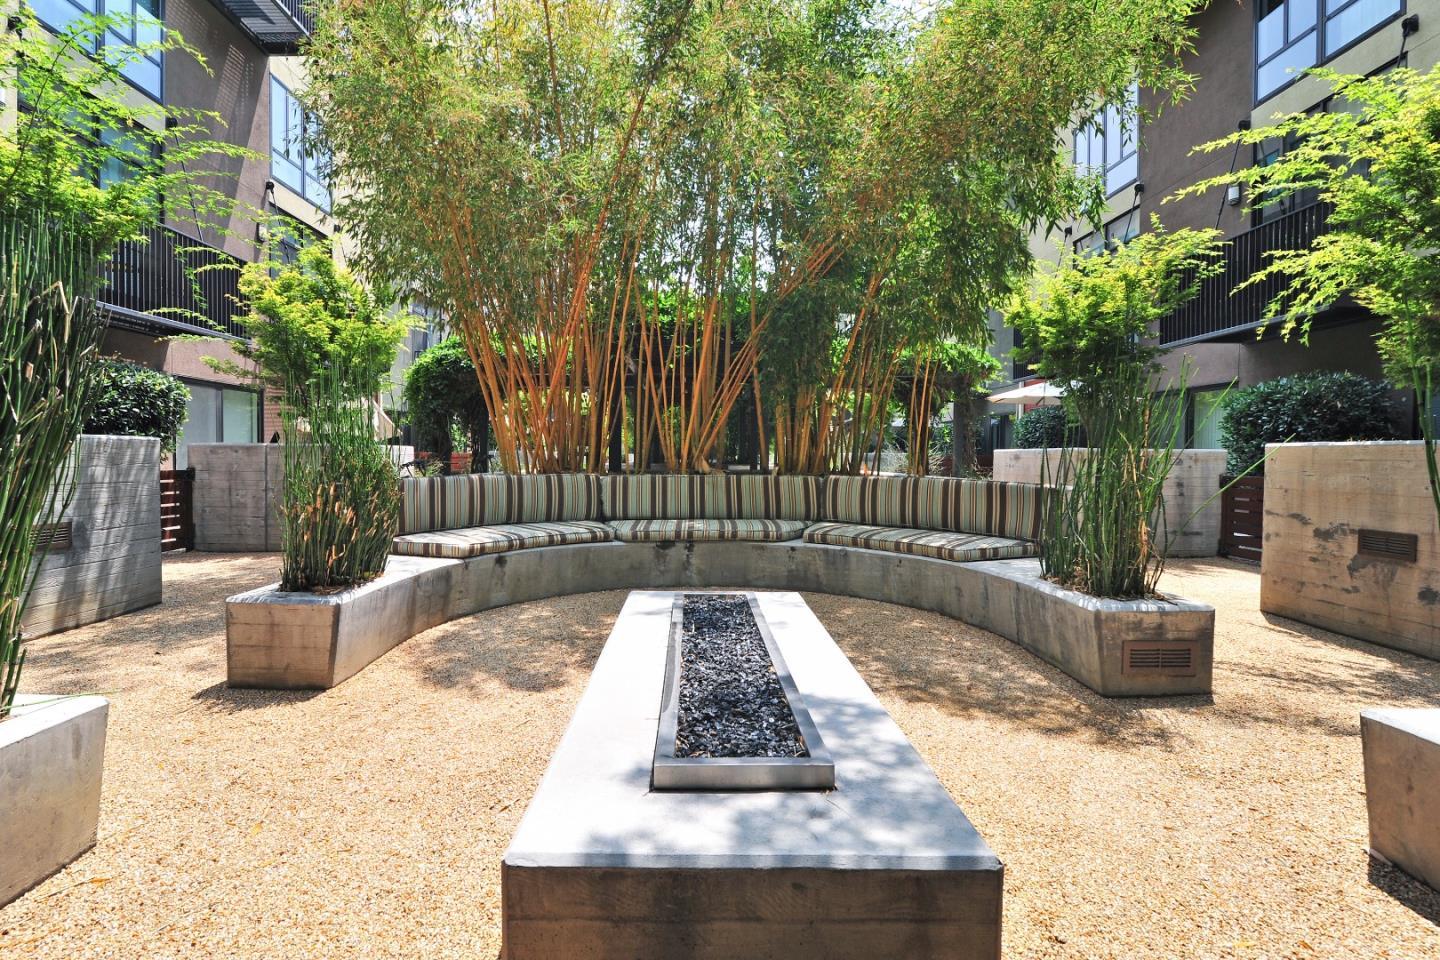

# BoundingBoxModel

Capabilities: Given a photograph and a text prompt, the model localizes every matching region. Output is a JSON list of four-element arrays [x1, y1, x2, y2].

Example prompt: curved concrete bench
[[227, 536, 1214, 697]]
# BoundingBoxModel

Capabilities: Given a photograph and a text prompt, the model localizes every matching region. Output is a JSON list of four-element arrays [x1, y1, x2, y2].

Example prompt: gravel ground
[[2, 554, 1438, 959]]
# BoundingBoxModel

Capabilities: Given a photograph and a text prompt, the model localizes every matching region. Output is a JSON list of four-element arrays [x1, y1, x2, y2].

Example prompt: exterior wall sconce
[[1226, 184, 1242, 206]]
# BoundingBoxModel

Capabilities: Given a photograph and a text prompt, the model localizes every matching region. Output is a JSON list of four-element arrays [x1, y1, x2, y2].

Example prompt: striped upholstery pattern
[[400, 474, 602, 534], [392, 520, 613, 559], [608, 518, 810, 543], [804, 522, 1037, 563], [822, 476, 1046, 541], [602, 475, 823, 522]]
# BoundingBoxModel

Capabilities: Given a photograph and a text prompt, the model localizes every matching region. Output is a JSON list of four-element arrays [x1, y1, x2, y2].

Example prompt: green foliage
[[403, 337, 488, 466], [280, 374, 402, 593], [1008, 226, 1223, 598], [1220, 372, 1397, 475], [1, 11, 245, 717], [1183, 68, 1440, 523], [1013, 406, 1070, 449], [84, 360, 191, 455], [307, 0, 1206, 472], [212, 245, 411, 404], [0, 212, 108, 717]]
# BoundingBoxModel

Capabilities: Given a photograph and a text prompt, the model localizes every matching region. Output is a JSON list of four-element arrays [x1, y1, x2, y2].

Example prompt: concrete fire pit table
[[501, 590, 1003, 959]]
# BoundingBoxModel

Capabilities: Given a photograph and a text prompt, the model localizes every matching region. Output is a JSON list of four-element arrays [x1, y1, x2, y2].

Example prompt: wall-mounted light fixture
[[1226, 184, 1242, 206], [256, 180, 277, 246]]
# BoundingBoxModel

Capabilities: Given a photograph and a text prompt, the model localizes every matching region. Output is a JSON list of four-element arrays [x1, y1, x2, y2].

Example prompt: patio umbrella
[[987, 382, 1066, 406]]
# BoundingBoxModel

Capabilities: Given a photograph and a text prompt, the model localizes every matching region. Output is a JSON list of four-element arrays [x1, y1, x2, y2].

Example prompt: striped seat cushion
[[391, 520, 612, 559], [607, 518, 810, 543], [804, 522, 1037, 563], [822, 476, 1046, 541], [602, 475, 822, 521], [400, 474, 601, 534]]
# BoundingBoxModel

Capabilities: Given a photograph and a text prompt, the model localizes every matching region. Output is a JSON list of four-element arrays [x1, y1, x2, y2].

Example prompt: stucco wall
[[1261, 442, 1440, 660], [22, 436, 163, 637], [993, 447, 1227, 557]]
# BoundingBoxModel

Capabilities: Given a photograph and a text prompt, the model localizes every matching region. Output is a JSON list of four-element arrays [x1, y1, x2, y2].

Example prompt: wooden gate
[[1219, 474, 1264, 563], [160, 467, 195, 552]]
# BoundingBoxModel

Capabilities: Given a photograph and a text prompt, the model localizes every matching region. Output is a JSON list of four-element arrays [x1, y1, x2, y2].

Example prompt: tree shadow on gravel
[[189, 679, 325, 713], [802, 592, 1201, 752], [1368, 857, 1440, 925], [401, 590, 627, 695]]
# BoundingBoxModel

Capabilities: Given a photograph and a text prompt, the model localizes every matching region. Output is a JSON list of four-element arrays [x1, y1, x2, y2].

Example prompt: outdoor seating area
[[6, 0, 1440, 956], [4, 555, 1440, 958]]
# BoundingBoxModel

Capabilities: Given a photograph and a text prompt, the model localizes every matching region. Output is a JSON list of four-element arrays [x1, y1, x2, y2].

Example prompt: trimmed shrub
[[1220, 372, 1397, 474], [84, 359, 190, 454], [1013, 405, 1069, 449]]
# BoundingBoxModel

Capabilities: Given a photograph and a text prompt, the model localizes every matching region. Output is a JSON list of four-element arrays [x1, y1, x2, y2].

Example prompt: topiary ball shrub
[[84, 359, 191, 455], [1220, 371, 1398, 475], [1012, 405, 1070, 449]]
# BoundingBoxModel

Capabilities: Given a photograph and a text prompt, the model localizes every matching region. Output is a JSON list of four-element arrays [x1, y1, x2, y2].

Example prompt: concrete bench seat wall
[[1361, 708, 1440, 891], [227, 472, 1213, 697]]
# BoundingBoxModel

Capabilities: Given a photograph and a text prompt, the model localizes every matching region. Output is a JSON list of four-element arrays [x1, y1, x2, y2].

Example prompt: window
[[1255, 0, 1401, 101], [28, 0, 164, 101], [1190, 389, 1228, 449], [270, 76, 331, 211], [175, 382, 259, 468], [1073, 211, 1140, 256], [1073, 83, 1139, 197]]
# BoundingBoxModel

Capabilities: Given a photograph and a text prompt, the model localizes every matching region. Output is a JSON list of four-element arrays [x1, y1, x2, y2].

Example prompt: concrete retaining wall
[[228, 540, 1214, 697], [22, 436, 162, 637], [992, 447, 1228, 557], [1261, 442, 1440, 659], [191, 443, 415, 553]]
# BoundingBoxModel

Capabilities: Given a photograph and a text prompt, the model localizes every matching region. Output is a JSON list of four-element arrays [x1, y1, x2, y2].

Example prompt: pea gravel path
[[2, 554, 1438, 959]]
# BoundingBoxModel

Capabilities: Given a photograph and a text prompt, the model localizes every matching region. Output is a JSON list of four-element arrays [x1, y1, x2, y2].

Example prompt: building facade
[[988, 0, 1436, 451]]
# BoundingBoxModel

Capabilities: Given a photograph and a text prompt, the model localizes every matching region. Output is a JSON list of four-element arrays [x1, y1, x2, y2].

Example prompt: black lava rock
[[674, 594, 808, 759]]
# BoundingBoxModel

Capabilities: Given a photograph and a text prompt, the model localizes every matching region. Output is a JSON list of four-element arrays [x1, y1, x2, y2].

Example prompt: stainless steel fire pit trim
[[652, 592, 836, 791]]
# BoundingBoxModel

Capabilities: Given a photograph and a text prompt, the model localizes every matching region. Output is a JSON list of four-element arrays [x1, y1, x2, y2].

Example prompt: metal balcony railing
[[100, 224, 248, 340], [207, 0, 313, 54], [1159, 201, 1334, 346]]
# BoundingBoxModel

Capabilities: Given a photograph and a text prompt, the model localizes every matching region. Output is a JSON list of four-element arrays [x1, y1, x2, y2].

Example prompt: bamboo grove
[[307, 0, 1205, 474]]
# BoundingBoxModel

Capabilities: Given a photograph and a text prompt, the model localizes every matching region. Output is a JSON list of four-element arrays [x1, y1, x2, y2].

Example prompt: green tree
[[403, 337, 490, 470], [1182, 68, 1440, 524], [1, 9, 249, 716], [1007, 225, 1224, 598], [306, 0, 1207, 473], [208, 244, 411, 404]]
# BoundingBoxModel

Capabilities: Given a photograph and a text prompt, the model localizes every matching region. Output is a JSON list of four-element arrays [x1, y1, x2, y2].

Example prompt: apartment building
[[10, 0, 337, 466], [988, 0, 1436, 449]]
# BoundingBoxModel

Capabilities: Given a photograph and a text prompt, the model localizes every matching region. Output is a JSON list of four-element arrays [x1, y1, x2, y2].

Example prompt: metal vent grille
[[1357, 529, 1418, 563], [1123, 641, 1197, 676], [30, 521, 73, 553]]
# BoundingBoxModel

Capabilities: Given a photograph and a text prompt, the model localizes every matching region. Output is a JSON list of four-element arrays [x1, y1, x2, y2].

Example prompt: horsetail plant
[[0, 211, 108, 719], [279, 372, 402, 593]]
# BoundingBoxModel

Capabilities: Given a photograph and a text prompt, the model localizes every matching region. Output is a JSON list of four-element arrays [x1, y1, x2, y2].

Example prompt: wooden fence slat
[[1219, 473, 1264, 563]]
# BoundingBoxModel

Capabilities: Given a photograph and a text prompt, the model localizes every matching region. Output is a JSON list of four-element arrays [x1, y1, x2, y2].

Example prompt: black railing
[[208, 0, 313, 53], [100, 224, 247, 339], [1159, 202, 1333, 345]]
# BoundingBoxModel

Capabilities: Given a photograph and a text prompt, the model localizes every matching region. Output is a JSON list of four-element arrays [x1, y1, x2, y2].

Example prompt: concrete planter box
[[192, 443, 415, 553], [228, 540, 1213, 697], [1361, 708, 1440, 891], [227, 554, 457, 689], [22, 435, 162, 637], [992, 447, 1227, 558], [1261, 442, 1440, 660], [0, 695, 109, 906]]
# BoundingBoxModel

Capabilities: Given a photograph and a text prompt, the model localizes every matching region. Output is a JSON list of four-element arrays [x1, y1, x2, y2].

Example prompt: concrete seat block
[[1362, 708, 1440, 890]]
